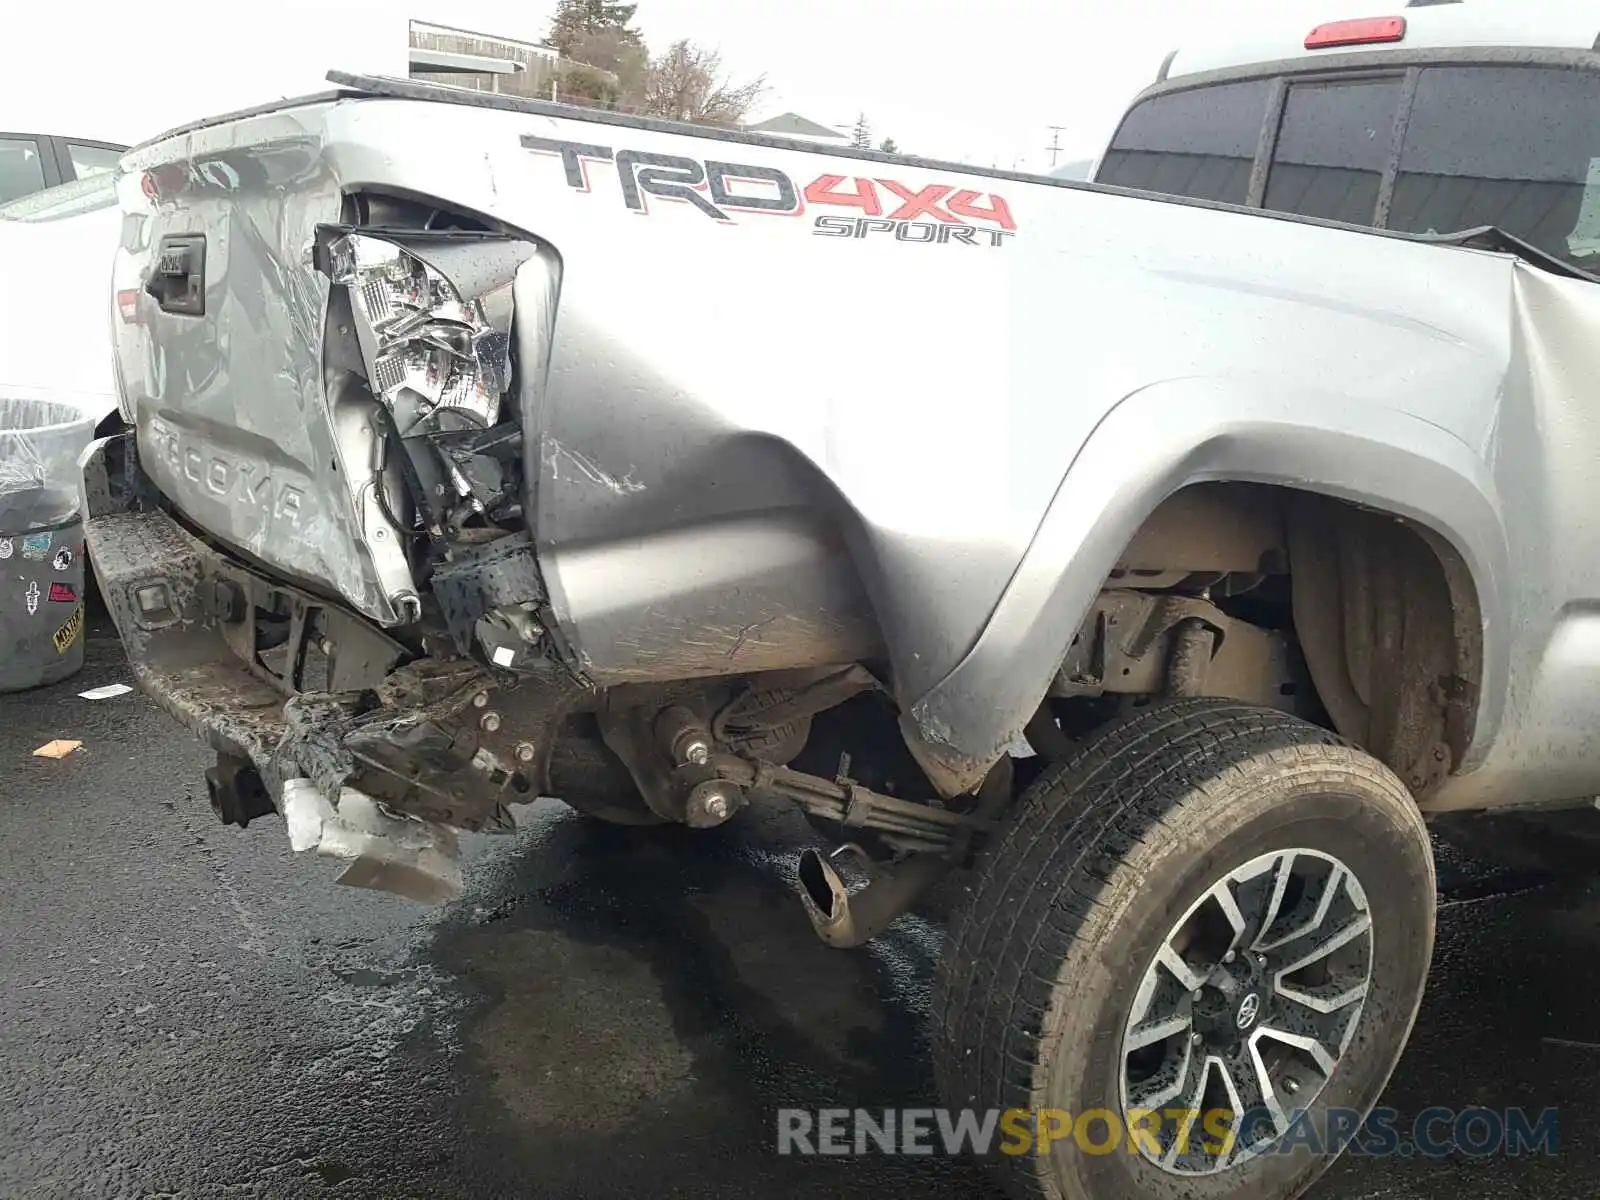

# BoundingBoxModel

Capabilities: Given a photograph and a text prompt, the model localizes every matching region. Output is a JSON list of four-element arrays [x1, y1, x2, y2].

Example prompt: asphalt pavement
[[2, 616, 1597, 1198]]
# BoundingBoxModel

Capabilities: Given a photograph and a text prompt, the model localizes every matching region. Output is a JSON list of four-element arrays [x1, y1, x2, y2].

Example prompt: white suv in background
[[1091, 1, 1600, 277], [0, 171, 126, 428]]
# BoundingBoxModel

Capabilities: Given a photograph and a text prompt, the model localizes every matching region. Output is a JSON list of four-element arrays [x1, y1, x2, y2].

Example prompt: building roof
[[745, 112, 848, 140], [409, 19, 558, 57], [409, 47, 525, 76]]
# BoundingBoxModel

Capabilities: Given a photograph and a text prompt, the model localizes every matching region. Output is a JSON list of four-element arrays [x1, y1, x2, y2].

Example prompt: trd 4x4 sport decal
[[522, 136, 1017, 248]]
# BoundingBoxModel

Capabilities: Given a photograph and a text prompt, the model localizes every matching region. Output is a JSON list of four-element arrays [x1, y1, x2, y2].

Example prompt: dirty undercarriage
[[87, 444, 1006, 921], [94, 186, 1023, 925], [88, 420, 1331, 942]]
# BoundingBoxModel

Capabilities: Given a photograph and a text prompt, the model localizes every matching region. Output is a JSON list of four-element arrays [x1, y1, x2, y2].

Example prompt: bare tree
[[637, 40, 767, 127]]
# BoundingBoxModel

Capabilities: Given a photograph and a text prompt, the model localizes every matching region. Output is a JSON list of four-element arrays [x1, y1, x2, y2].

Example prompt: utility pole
[[1045, 125, 1067, 168]]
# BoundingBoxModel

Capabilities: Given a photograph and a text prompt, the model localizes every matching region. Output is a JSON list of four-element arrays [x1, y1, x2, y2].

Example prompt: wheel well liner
[[902, 381, 1506, 799], [1284, 490, 1481, 795], [1111, 482, 1484, 794]]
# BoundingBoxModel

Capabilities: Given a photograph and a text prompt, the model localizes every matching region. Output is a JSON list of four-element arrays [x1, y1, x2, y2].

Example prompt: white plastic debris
[[280, 777, 463, 904], [282, 777, 332, 853], [78, 683, 133, 700]]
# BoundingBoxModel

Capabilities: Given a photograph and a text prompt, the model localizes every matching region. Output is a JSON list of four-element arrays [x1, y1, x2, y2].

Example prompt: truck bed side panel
[[126, 91, 1600, 803]]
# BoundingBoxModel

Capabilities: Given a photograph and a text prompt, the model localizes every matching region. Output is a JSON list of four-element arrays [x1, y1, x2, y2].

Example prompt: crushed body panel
[[101, 71, 1600, 823]]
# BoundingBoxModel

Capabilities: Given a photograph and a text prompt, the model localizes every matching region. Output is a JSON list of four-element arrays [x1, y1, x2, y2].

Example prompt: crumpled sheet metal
[[0, 398, 95, 531], [128, 121, 418, 627], [281, 777, 464, 904]]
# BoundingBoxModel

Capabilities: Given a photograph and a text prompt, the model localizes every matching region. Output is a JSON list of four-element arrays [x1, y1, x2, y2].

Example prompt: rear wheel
[[935, 698, 1434, 1200]]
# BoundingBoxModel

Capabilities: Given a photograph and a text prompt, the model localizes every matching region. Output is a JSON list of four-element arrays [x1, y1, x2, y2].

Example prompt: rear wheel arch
[[902, 388, 1508, 798], [1119, 482, 1488, 797]]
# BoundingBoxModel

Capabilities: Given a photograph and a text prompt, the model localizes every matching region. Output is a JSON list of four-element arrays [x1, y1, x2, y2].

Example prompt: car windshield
[[0, 172, 118, 222]]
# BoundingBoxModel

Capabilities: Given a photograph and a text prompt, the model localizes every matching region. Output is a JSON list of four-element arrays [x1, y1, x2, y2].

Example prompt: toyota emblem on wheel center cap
[[1236, 991, 1261, 1031]]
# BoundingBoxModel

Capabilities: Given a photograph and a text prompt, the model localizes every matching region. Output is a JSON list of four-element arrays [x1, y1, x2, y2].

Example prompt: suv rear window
[[1096, 80, 1271, 206], [1388, 66, 1600, 270], [1100, 63, 1600, 273], [65, 141, 123, 182], [1263, 78, 1403, 226]]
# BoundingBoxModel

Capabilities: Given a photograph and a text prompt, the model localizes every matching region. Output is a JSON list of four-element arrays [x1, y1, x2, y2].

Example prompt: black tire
[[935, 698, 1434, 1200], [546, 714, 666, 826]]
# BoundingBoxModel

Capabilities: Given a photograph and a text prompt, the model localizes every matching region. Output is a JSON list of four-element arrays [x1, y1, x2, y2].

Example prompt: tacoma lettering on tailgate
[[146, 417, 306, 529], [522, 135, 1017, 247]]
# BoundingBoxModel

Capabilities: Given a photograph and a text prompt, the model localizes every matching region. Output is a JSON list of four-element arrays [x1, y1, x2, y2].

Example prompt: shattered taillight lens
[[327, 232, 511, 429], [318, 226, 539, 537]]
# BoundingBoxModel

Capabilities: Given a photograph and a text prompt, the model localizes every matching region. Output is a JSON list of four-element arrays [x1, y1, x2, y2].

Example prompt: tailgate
[[116, 97, 552, 627]]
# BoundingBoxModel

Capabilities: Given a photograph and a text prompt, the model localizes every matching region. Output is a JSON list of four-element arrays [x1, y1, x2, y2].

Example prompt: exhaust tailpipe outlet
[[797, 846, 950, 949]]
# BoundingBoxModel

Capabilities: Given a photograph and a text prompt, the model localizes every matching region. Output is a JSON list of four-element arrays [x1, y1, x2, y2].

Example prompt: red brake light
[[117, 289, 140, 323], [1305, 16, 1406, 49]]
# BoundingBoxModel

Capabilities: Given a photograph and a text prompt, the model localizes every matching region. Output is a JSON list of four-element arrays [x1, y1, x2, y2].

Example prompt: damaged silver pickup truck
[[89, 57, 1600, 1199]]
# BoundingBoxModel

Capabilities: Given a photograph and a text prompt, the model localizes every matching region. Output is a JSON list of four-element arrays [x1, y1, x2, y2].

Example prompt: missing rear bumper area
[[85, 451, 588, 903]]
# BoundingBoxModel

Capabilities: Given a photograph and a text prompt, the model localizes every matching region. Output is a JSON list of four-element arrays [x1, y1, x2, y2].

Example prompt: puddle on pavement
[[424, 800, 991, 1198], [413, 805, 1597, 1200]]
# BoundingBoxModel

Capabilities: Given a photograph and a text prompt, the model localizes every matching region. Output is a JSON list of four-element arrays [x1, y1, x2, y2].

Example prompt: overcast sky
[[613, 0, 1337, 168], [12, 0, 1339, 166]]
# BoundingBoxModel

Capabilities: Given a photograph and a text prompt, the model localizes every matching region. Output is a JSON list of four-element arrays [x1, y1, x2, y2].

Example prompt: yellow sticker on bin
[[52, 604, 83, 654]]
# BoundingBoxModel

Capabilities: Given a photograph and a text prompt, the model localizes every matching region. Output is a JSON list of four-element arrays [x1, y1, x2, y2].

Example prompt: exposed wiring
[[373, 467, 409, 538]]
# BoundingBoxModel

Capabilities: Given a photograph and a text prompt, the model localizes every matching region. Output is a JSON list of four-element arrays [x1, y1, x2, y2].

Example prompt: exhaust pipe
[[797, 846, 950, 948]]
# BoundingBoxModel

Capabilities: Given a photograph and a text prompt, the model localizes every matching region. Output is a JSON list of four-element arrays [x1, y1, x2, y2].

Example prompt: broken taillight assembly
[[327, 231, 517, 429], [319, 228, 538, 538]]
